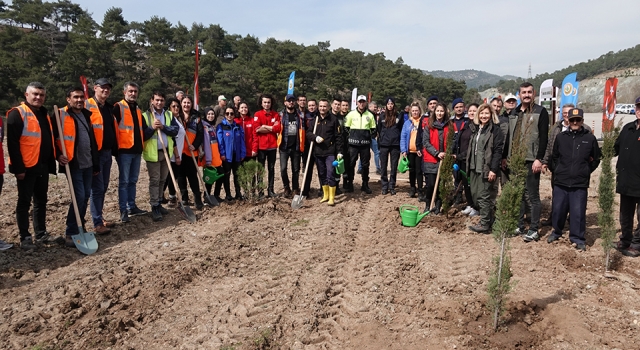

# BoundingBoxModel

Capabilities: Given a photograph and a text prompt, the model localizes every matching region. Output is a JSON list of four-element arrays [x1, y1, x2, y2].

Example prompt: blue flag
[[287, 71, 295, 95], [559, 72, 579, 121]]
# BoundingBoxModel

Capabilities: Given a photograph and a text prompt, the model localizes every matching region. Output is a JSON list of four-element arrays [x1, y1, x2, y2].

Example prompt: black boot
[[361, 182, 372, 194], [417, 188, 427, 202]]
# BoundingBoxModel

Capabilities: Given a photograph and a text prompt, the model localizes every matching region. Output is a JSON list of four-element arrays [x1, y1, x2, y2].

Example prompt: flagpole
[[194, 41, 200, 110]]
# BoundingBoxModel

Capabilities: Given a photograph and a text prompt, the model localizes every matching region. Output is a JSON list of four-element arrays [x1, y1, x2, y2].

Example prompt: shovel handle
[[299, 115, 319, 196], [430, 160, 443, 210]]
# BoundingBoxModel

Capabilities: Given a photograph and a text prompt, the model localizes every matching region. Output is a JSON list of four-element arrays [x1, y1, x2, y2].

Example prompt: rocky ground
[[1, 146, 639, 349]]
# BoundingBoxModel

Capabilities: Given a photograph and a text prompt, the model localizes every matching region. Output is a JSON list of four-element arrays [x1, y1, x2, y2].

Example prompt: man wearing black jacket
[[614, 97, 640, 257], [57, 87, 100, 247], [548, 109, 600, 251], [7, 82, 60, 249], [307, 99, 343, 205]]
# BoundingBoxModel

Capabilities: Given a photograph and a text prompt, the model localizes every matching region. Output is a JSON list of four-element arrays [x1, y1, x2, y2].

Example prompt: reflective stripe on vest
[[7, 103, 55, 168], [116, 100, 143, 150], [142, 110, 174, 162], [86, 98, 103, 151], [58, 108, 77, 162]]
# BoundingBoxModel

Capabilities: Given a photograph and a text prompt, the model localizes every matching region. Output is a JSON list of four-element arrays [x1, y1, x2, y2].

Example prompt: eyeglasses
[[225, 112, 235, 116]]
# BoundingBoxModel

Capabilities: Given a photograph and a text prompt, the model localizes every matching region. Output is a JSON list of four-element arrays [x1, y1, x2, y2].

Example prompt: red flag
[[194, 41, 200, 110], [79, 76, 89, 99], [602, 77, 618, 132]]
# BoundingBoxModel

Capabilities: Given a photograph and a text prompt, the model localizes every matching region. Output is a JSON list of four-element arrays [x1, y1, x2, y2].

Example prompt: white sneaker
[[461, 206, 473, 215], [468, 208, 479, 217]]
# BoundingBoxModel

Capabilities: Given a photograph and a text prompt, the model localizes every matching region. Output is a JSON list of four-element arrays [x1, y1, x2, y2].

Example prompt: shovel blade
[[71, 230, 98, 255], [291, 194, 305, 210], [204, 192, 219, 207], [178, 204, 197, 223]]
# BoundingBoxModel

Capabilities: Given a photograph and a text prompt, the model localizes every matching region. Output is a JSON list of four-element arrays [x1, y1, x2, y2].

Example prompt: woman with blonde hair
[[466, 103, 504, 233]]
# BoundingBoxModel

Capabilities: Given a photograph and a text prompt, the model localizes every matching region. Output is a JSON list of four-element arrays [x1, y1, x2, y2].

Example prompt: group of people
[[2, 80, 640, 258]]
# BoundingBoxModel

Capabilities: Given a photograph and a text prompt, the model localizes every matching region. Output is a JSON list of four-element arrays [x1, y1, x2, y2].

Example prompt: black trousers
[[257, 149, 277, 191], [279, 148, 301, 191], [16, 169, 49, 238], [407, 152, 422, 190], [349, 145, 371, 183], [551, 185, 587, 244], [379, 146, 400, 190], [454, 160, 474, 206], [215, 161, 241, 197], [424, 172, 440, 209], [178, 155, 201, 202], [619, 194, 640, 249]]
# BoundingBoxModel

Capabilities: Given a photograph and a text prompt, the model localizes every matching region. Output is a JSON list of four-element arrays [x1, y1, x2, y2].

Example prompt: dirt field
[[1, 145, 639, 350]]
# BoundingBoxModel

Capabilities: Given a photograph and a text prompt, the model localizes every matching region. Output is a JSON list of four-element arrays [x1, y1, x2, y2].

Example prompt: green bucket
[[400, 204, 428, 227], [203, 167, 224, 184]]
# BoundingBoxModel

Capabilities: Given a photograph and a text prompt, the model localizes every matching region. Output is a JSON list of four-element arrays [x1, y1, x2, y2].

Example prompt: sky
[[72, 0, 640, 78]]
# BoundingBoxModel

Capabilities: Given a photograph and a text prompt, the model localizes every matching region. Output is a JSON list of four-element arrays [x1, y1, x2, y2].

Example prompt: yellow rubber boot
[[320, 185, 329, 203], [328, 186, 336, 206]]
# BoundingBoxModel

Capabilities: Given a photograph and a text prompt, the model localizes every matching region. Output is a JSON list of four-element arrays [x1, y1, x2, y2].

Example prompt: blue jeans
[[66, 167, 93, 236], [90, 150, 112, 227], [358, 138, 380, 171], [117, 153, 141, 212]]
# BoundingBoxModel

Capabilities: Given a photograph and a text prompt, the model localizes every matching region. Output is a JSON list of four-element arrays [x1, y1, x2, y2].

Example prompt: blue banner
[[559, 72, 579, 121], [287, 71, 295, 95]]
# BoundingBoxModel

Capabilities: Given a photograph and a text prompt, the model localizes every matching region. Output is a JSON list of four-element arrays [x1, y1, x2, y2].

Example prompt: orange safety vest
[[57, 107, 77, 162], [183, 117, 200, 158], [200, 123, 222, 168], [115, 100, 143, 150], [7, 103, 55, 168], [85, 98, 104, 150]]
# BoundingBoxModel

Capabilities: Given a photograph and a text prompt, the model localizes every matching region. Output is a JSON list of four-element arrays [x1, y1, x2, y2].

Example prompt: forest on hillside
[[481, 44, 640, 93], [0, 0, 477, 114]]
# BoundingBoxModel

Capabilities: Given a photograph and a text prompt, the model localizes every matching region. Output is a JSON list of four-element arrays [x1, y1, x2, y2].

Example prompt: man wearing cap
[[613, 97, 640, 257], [451, 98, 468, 204], [548, 108, 600, 251], [345, 95, 377, 194], [87, 78, 118, 234], [499, 93, 518, 185], [503, 82, 550, 243], [358, 101, 381, 176], [213, 95, 227, 126], [278, 94, 305, 198]]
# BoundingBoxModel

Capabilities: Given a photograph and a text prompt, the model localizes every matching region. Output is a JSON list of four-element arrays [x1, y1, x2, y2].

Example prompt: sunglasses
[[569, 118, 582, 123], [225, 112, 235, 116]]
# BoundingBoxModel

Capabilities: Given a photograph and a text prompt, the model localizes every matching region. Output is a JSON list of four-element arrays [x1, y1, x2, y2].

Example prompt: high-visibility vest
[[85, 98, 104, 150], [57, 107, 77, 162], [114, 100, 143, 150], [142, 110, 174, 162], [7, 103, 55, 168], [183, 116, 200, 158]]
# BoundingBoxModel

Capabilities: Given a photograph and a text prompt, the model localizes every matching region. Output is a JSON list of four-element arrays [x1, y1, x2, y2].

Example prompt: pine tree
[[439, 124, 456, 216], [598, 122, 620, 272]]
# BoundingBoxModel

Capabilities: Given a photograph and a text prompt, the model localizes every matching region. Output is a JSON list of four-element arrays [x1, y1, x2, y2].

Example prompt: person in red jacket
[[253, 94, 281, 198]]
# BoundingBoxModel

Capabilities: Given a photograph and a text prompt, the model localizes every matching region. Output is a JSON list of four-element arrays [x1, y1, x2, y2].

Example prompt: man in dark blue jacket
[[279, 94, 305, 198], [548, 108, 600, 251]]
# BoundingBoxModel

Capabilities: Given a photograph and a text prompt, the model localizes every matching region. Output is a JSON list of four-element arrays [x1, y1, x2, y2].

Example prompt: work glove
[[315, 136, 324, 143], [337, 153, 343, 160]]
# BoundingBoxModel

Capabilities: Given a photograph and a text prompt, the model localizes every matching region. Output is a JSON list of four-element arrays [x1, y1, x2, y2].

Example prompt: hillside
[[424, 69, 520, 89]]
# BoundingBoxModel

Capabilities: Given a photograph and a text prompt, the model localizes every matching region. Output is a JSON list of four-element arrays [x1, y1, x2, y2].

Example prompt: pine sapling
[[237, 160, 266, 202], [598, 122, 620, 272], [439, 124, 456, 216]]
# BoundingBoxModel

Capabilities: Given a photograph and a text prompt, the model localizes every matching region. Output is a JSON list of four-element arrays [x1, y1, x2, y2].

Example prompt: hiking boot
[[523, 230, 540, 242], [408, 187, 416, 198], [234, 193, 244, 200], [20, 236, 36, 250], [120, 210, 130, 223], [94, 225, 111, 235], [128, 207, 148, 216], [195, 198, 204, 210], [151, 206, 163, 222], [103, 220, 116, 228], [468, 208, 479, 217], [389, 188, 396, 195], [361, 183, 372, 194], [547, 233, 561, 243], [461, 206, 473, 215], [469, 224, 490, 233], [158, 205, 169, 215], [225, 195, 234, 202], [283, 187, 292, 198], [574, 242, 586, 251], [620, 247, 640, 257], [335, 186, 343, 195], [35, 231, 60, 244], [381, 188, 388, 195], [344, 182, 354, 193], [267, 190, 277, 198], [417, 190, 427, 202]]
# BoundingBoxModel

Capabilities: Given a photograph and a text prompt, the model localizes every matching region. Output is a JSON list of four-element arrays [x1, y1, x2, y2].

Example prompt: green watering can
[[203, 166, 225, 184], [400, 204, 429, 227], [398, 155, 410, 173], [332, 158, 345, 175]]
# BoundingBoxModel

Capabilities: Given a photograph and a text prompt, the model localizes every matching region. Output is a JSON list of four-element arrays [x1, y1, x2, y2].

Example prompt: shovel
[[53, 106, 99, 255], [158, 134, 196, 223], [292, 115, 319, 209], [427, 160, 444, 214], [185, 136, 218, 206]]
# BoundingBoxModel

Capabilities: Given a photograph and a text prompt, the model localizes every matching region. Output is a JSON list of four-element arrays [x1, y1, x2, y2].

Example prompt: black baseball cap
[[567, 108, 584, 120], [94, 78, 112, 87]]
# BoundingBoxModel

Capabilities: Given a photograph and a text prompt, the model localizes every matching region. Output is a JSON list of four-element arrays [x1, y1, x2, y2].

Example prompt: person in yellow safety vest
[[7, 82, 59, 250], [56, 87, 100, 248], [142, 91, 180, 222], [113, 82, 147, 223], [87, 78, 118, 235]]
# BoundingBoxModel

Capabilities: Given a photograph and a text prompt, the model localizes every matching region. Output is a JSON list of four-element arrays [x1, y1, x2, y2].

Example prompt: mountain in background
[[424, 69, 520, 89]]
